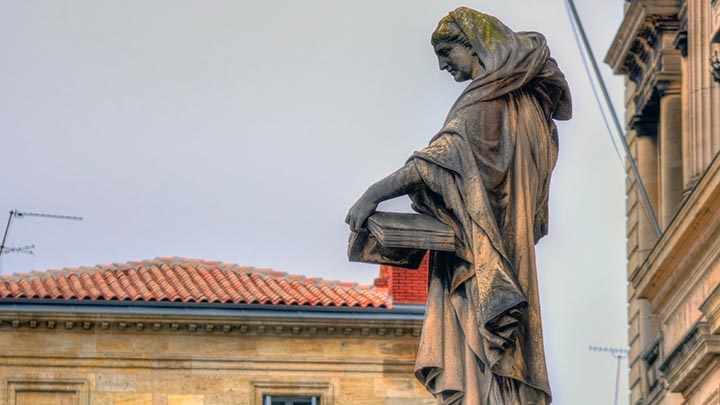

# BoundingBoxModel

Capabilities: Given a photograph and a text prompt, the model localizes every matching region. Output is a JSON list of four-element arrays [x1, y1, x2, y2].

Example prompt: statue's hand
[[345, 195, 378, 233]]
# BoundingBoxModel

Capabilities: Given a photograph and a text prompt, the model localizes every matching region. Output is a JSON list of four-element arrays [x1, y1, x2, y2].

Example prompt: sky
[[1, 1, 629, 403]]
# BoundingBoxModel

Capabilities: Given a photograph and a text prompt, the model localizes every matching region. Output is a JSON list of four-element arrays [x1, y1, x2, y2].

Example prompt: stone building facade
[[0, 257, 433, 405], [606, 0, 720, 404]]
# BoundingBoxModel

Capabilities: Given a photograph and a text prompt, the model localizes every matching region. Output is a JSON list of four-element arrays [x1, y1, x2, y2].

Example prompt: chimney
[[373, 252, 429, 305]]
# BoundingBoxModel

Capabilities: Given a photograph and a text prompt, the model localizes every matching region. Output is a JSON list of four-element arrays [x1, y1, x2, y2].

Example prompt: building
[[606, 0, 720, 403], [0, 257, 433, 405]]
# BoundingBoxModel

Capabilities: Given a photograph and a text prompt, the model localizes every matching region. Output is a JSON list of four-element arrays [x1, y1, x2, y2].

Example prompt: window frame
[[6, 378, 89, 405], [262, 394, 320, 405], [252, 381, 332, 405]]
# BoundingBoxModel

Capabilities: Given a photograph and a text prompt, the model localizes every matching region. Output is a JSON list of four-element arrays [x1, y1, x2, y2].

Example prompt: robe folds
[[408, 9, 572, 404]]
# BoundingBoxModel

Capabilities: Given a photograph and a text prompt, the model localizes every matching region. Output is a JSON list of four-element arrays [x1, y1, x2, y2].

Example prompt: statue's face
[[433, 41, 479, 82]]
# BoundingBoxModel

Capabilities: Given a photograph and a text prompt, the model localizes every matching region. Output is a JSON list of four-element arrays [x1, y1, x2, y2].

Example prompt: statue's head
[[431, 7, 514, 82], [430, 7, 572, 120], [431, 14, 480, 82]]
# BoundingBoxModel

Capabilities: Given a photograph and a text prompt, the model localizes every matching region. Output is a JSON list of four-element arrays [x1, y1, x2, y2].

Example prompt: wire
[[564, 0, 662, 237], [564, 1, 624, 166]]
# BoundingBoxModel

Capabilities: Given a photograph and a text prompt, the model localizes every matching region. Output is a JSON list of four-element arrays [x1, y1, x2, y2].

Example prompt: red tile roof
[[0, 257, 390, 308]]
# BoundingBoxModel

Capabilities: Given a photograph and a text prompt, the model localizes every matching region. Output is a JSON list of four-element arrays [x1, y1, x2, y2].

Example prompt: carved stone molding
[[6, 378, 89, 405], [0, 314, 422, 338], [673, 1, 688, 57], [659, 322, 720, 393], [629, 132, 720, 304], [640, 335, 666, 404], [606, 1, 682, 123], [712, 50, 720, 83], [624, 16, 677, 86], [252, 381, 334, 405]]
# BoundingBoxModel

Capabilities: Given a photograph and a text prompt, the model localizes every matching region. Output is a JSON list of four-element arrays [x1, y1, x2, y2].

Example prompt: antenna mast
[[589, 345, 629, 405], [0, 209, 83, 273]]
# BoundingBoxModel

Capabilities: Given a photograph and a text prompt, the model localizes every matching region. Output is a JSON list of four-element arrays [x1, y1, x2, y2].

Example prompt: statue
[[346, 7, 571, 404]]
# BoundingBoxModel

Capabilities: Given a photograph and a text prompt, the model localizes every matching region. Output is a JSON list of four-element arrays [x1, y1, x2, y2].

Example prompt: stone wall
[[0, 310, 433, 405], [606, 1, 720, 404]]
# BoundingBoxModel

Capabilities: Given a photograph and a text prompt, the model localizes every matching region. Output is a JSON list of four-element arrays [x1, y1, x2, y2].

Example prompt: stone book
[[367, 211, 455, 252]]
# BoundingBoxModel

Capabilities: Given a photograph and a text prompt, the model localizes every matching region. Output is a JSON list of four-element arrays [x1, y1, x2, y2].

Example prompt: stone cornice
[[630, 152, 720, 310], [606, 0, 682, 72], [605, 0, 682, 123], [673, 1, 688, 57], [659, 322, 720, 393], [0, 305, 424, 338], [606, 0, 648, 71]]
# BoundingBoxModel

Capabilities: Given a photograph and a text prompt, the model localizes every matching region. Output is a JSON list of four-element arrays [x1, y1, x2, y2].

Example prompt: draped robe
[[348, 8, 571, 404], [408, 10, 572, 404]]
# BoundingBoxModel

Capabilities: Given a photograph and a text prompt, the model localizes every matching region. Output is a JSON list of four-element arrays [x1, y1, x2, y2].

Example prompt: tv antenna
[[0, 209, 83, 273], [589, 345, 628, 405]]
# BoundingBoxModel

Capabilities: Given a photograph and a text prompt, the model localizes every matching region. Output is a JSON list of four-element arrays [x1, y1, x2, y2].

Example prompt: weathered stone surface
[[0, 313, 431, 404], [167, 395, 204, 405], [16, 391, 76, 405], [346, 6, 570, 404], [607, 0, 720, 403], [96, 374, 136, 393], [113, 393, 152, 405]]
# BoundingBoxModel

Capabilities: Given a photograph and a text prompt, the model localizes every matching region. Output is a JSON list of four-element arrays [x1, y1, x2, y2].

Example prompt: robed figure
[[346, 7, 571, 405]]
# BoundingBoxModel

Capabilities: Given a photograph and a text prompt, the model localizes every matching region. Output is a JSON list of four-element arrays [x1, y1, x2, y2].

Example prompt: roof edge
[[0, 298, 424, 316]]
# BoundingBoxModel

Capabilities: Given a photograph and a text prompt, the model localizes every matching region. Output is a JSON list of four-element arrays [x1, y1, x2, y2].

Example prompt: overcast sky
[[1, 1, 629, 403]]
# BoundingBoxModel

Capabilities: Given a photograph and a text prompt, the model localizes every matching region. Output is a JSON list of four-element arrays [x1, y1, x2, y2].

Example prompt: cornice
[[605, 0, 682, 72], [0, 314, 422, 338], [660, 322, 720, 393], [673, 1, 688, 57], [630, 152, 720, 309], [606, 1, 682, 125], [0, 304, 424, 338], [606, 0, 646, 71]]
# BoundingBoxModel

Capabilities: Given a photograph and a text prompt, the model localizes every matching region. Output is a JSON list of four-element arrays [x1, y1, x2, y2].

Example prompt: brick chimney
[[373, 252, 429, 305]]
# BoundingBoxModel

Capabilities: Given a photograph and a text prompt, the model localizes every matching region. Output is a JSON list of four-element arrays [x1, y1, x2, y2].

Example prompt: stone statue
[[346, 7, 571, 404]]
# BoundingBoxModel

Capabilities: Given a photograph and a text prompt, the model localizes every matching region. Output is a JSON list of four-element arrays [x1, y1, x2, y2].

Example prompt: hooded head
[[431, 7, 572, 120]]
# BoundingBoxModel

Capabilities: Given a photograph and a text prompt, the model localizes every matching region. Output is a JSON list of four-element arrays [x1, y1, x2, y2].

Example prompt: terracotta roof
[[0, 257, 390, 308]]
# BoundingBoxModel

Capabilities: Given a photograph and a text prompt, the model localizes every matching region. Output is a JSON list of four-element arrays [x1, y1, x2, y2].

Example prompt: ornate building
[[0, 257, 433, 405], [606, 0, 720, 403]]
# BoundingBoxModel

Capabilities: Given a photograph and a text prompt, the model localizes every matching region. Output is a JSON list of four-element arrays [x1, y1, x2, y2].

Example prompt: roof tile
[[0, 258, 390, 308]]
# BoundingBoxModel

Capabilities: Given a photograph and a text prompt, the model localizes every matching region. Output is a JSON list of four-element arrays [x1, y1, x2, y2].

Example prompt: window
[[252, 381, 332, 405], [263, 395, 319, 405]]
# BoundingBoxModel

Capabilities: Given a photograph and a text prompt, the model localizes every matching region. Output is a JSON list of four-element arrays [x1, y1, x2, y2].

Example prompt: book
[[366, 211, 455, 252]]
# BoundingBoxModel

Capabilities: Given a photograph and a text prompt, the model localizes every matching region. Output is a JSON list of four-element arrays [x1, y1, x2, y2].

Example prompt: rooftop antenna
[[589, 345, 629, 405], [0, 209, 83, 273], [1, 245, 35, 256]]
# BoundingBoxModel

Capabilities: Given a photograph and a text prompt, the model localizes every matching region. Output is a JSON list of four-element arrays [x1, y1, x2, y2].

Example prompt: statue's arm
[[345, 162, 424, 232]]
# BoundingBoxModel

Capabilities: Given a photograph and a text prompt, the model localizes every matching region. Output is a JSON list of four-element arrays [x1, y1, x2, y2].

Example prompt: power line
[[565, 1, 623, 167], [564, 0, 662, 238]]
